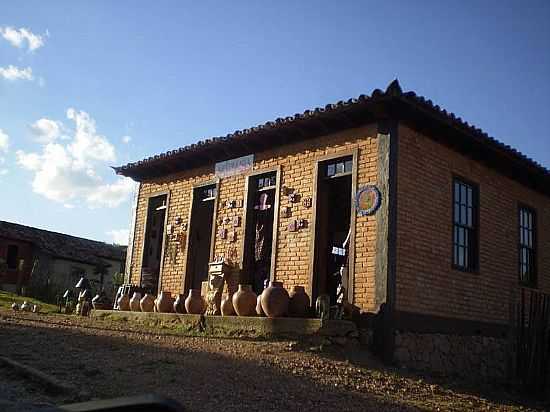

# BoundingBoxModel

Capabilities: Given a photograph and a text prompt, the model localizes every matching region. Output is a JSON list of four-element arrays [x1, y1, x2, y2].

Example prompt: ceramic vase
[[260, 281, 289, 318], [81, 301, 91, 316], [185, 289, 206, 314], [140, 293, 155, 312], [232, 284, 257, 317], [220, 294, 235, 316], [155, 291, 174, 313], [129, 292, 142, 312], [117, 293, 130, 311], [256, 294, 265, 316], [288, 286, 310, 318], [173, 293, 186, 314], [91, 292, 110, 310]]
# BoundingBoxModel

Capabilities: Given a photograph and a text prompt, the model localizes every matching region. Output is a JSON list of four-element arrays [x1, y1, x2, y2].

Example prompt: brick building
[[115, 80, 549, 376]]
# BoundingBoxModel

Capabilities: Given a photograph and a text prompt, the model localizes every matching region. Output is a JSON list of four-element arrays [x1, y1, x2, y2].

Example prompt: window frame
[[451, 176, 479, 273], [518, 204, 537, 287]]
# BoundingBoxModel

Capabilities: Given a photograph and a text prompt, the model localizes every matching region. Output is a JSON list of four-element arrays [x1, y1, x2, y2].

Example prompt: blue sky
[[1, 1, 549, 245]]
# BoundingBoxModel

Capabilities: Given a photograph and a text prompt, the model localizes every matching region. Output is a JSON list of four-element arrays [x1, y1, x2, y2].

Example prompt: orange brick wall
[[128, 124, 379, 311], [395, 124, 550, 324]]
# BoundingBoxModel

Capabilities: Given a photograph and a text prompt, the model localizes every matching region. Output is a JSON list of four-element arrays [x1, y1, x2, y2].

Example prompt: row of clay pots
[[225, 282, 310, 318], [115, 282, 310, 318], [116, 290, 207, 314]]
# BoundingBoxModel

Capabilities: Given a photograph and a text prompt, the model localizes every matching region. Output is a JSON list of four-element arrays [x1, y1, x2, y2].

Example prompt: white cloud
[[16, 109, 136, 208], [0, 26, 45, 52], [122, 135, 131, 144], [30, 118, 62, 143], [107, 229, 130, 245], [86, 178, 135, 208], [0, 65, 33, 81], [0, 129, 9, 152]]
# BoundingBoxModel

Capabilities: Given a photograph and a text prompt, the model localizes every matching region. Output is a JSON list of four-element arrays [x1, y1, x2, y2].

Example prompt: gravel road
[[0, 311, 543, 411]]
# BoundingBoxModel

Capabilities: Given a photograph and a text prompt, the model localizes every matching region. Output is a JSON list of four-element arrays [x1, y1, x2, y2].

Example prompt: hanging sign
[[215, 154, 254, 178], [355, 185, 381, 216]]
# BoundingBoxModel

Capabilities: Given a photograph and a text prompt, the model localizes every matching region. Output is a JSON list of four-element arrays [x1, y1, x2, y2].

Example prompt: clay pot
[[288, 286, 310, 318], [91, 292, 110, 310], [232, 284, 257, 317], [155, 291, 174, 313], [185, 289, 206, 314], [129, 292, 142, 312], [220, 294, 235, 316], [117, 293, 130, 311], [256, 294, 265, 316], [260, 281, 289, 318], [140, 293, 155, 312], [173, 294, 186, 314], [81, 301, 91, 316]]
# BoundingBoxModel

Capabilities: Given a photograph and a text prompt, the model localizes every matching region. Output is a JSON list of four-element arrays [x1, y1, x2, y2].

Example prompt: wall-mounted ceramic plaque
[[355, 185, 381, 216]]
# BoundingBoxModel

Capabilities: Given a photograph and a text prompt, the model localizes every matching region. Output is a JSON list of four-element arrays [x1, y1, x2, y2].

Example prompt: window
[[6, 245, 18, 270], [452, 178, 478, 271], [257, 175, 276, 190], [325, 157, 352, 178], [200, 186, 217, 200], [519, 206, 536, 285]]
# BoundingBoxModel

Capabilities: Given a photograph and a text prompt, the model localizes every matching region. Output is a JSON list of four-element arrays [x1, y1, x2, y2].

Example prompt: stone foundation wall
[[393, 330, 508, 380]]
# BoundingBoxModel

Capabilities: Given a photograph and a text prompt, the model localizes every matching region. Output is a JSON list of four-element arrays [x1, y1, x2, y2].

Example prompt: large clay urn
[[173, 293, 186, 314], [129, 292, 142, 312], [140, 293, 155, 312], [288, 286, 310, 318], [117, 292, 130, 311], [256, 294, 265, 316], [91, 292, 110, 310], [220, 294, 235, 316], [155, 291, 174, 313], [185, 289, 206, 314], [232, 284, 257, 317], [260, 281, 289, 318]]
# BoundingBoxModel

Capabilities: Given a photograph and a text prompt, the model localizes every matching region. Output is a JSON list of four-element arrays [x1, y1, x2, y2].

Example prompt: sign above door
[[215, 154, 254, 178]]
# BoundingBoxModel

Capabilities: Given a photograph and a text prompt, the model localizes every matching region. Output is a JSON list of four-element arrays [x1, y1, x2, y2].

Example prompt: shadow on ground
[[1, 319, 415, 412]]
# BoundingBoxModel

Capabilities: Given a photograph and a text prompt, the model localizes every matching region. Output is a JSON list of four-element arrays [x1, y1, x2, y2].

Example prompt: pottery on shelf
[[140, 293, 155, 312], [220, 293, 235, 316], [232, 284, 257, 317], [288, 286, 310, 318], [185, 289, 206, 314], [129, 292, 142, 312], [174, 293, 186, 314], [256, 293, 265, 316], [155, 291, 174, 313], [117, 293, 130, 311], [260, 281, 289, 318]]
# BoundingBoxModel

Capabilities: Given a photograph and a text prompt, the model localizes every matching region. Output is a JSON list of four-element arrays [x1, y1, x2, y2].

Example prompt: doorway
[[242, 171, 278, 295], [141, 193, 168, 294], [185, 184, 217, 291], [312, 156, 354, 305]]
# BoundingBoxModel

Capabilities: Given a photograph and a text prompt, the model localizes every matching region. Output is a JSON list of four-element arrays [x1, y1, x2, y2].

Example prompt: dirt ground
[[0, 311, 545, 412]]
